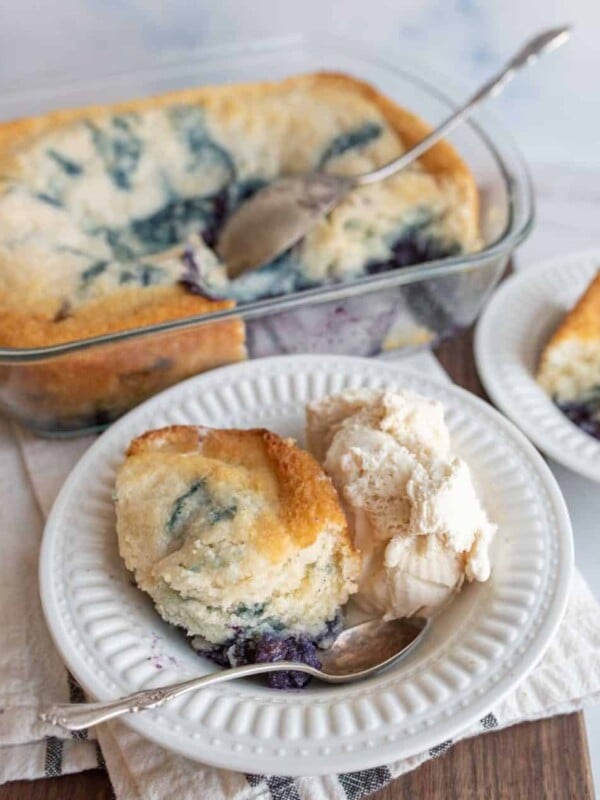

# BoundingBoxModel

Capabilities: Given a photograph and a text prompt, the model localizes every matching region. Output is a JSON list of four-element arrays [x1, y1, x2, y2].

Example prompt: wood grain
[[0, 324, 594, 800], [371, 712, 594, 800]]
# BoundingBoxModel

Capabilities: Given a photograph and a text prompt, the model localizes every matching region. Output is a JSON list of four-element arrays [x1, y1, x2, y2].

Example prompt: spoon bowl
[[40, 616, 428, 732], [319, 616, 427, 679], [216, 173, 353, 279]]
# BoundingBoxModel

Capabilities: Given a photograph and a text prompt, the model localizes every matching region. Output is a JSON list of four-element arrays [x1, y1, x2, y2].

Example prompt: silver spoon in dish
[[215, 25, 570, 277], [39, 616, 428, 732]]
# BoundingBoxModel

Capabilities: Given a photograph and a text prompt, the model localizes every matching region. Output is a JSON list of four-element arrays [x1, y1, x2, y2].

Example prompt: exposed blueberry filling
[[25, 107, 473, 433], [168, 105, 235, 182], [130, 196, 225, 252], [199, 631, 322, 689], [167, 478, 237, 537], [118, 263, 165, 287], [366, 226, 460, 274], [245, 226, 460, 359], [38, 108, 460, 301], [47, 148, 83, 177], [364, 223, 462, 335], [80, 260, 109, 286], [37, 192, 62, 207], [223, 220, 460, 306], [558, 395, 600, 440], [317, 121, 382, 168], [86, 116, 143, 191], [193, 613, 342, 690]]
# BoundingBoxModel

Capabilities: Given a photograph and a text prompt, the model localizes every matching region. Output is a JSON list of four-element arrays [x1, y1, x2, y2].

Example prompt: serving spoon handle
[[40, 616, 428, 732], [39, 661, 322, 731], [355, 25, 571, 186]]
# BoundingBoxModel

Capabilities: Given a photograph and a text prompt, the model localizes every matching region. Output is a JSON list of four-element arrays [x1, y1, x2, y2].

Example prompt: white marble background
[[2, 0, 600, 790], [1, 0, 599, 165]]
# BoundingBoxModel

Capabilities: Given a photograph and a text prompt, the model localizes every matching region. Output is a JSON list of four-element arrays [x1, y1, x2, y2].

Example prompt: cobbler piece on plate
[[114, 425, 360, 688], [537, 269, 600, 440]]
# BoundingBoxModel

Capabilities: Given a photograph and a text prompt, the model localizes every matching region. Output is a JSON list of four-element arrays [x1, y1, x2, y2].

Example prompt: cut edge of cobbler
[[190, 613, 344, 689]]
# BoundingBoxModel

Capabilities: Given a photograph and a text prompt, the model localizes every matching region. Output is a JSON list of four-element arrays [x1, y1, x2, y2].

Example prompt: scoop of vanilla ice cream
[[306, 388, 496, 618]]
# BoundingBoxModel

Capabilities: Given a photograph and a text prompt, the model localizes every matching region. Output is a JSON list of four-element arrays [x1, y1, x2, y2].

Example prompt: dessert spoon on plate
[[40, 615, 428, 732]]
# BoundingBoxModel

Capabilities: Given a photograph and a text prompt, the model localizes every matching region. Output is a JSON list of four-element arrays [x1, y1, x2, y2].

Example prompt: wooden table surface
[[1, 326, 594, 800]]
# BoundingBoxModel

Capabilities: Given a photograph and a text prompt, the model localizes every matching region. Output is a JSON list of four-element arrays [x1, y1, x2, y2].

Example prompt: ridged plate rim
[[39, 354, 573, 775]]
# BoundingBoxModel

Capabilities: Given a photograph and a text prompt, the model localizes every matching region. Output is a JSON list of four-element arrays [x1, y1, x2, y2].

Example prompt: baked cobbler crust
[[0, 72, 478, 348], [0, 72, 479, 429], [537, 269, 600, 403], [115, 424, 359, 652]]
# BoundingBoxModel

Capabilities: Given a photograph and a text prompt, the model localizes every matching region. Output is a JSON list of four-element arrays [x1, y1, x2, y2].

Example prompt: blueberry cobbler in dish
[[114, 425, 360, 688], [0, 72, 479, 431], [537, 269, 600, 440]]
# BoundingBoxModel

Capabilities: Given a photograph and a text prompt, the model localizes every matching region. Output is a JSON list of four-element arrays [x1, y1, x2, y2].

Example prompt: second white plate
[[475, 249, 600, 482], [40, 355, 573, 775]]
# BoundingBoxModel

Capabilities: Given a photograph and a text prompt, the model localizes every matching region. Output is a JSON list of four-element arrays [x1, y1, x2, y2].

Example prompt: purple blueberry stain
[[147, 632, 179, 671]]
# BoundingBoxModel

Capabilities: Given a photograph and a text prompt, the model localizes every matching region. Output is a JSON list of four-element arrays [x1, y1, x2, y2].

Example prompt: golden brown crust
[[541, 269, 600, 353], [0, 70, 478, 350], [125, 424, 350, 554], [0, 71, 474, 182], [126, 423, 205, 456], [3, 308, 245, 429], [0, 285, 235, 347], [0, 71, 478, 429]]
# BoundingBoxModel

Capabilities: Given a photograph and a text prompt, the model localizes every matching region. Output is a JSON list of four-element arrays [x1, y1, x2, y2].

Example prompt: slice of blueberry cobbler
[[115, 425, 360, 691]]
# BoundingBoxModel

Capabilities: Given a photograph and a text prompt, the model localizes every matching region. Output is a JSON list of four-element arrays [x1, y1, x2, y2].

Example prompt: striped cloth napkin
[[2, 351, 599, 799]]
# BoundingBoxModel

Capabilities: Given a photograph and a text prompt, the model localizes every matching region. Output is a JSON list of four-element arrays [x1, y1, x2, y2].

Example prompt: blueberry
[[559, 401, 600, 440], [365, 230, 459, 276], [255, 633, 321, 689], [254, 632, 289, 663], [196, 630, 323, 689]]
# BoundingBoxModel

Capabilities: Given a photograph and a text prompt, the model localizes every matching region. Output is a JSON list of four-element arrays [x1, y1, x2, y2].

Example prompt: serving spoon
[[40, 616, 428, 732], [216, 25, 570, 276]]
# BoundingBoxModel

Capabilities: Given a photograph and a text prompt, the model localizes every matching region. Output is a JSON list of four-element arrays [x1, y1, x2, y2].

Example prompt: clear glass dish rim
[[0, 33, 534, 363]]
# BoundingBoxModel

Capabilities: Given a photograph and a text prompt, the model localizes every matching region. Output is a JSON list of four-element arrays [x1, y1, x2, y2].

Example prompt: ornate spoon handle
[[356, 25, 571, 186], [39, 661, 318, 731]]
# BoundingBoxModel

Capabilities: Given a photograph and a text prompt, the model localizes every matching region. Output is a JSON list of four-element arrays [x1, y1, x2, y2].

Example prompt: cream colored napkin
[[3, 351, 600, 800]]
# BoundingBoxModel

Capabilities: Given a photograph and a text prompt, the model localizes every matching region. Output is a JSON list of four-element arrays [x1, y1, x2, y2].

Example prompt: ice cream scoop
[[306, 388, 497, 618]]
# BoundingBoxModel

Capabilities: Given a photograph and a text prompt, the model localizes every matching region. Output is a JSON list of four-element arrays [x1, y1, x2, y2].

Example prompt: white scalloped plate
[[475, 250, 600, 483], [40, 355, 572, 776]]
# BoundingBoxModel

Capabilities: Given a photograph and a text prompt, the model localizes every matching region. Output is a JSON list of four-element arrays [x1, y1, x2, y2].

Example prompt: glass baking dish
[[0, 35, 533, 436]]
